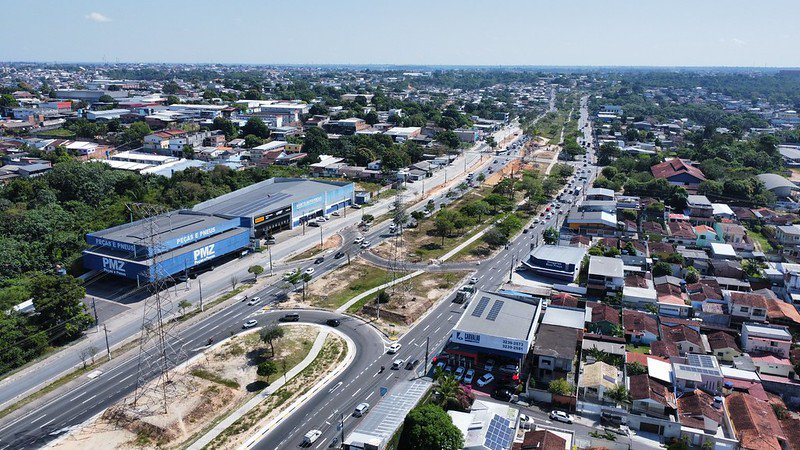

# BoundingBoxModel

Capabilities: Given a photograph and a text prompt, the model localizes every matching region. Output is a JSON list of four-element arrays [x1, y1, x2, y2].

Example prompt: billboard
[[450, 329, 530, 355]]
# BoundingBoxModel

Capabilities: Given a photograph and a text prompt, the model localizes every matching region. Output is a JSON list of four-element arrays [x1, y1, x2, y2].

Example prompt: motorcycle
[[379, 365, 385, 373], [207, 338, 214, 346]]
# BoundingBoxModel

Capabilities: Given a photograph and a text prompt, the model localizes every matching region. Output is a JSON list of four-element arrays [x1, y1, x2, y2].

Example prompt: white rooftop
[[709, 242, 737, 257], [647, 358, 673, 384], [588, 255, 624, 278], [541, 306, 585, 330]]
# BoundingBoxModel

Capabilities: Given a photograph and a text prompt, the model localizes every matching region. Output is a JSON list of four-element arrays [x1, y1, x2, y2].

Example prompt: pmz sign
[[193, 244, 216, 265], [102, 257, 127, 276]]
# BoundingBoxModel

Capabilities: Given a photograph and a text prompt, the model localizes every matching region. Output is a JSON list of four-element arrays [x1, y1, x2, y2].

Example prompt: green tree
[[178, 299, 192, 316], [97, 94, 116, 104], [212, 117, 238, 140], [248, 265, 265, 280], [543, 227, 560, 245], [436, 130, 461, 149], [652, 261, 673, 277], [399, 403, 463, 450], [244, 134, 264, 148], [627, 361, 647, 376], [434, 214, 455, 246], [29, 273, 92, 343], [684, 266, 700, 283], [0, 314, 48, 374], [182, 144, 195, 160], [548, 378, 574, 396], [364, 110, 379, 125], [606, 384, 632, 405], [377, 290, 390, 304], [122, 121, 152, 145], [165, 95, 180, 105], [162, 81, 181, 95], [257, 360, 278, 382], [0, 94, 19, 108], [260, 326, 285, 357], [241, 117, 270, 139]]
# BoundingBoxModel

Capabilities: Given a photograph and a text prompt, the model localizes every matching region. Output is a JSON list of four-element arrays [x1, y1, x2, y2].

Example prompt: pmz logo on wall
[[193, 244, 216, 265], [102, 257, 127, 276]]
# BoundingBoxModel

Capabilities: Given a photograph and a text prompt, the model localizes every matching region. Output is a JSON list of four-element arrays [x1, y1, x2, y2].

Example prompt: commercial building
[[84, 178, 354, 282], [447, 291, 541, 370], [522, 245, 587, 282]]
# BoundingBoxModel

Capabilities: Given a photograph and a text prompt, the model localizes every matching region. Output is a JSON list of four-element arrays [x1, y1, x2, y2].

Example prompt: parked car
[[454, 366, 466, 381], [519, 413, 534, 430], [463, 368, 475, 384], [484, 359, 495, 372], [353, 402, 370, 417], [308, 221, 320, 227], [387, 342, 402, 354], [477, 373, 495, 387], [247, 296, 261, 306], [242, 319, 258, 329], [491, 388, 514, 401], [470, 277, 478, 284], [499, 364, 519, 374], [549, 410, 574, 424]]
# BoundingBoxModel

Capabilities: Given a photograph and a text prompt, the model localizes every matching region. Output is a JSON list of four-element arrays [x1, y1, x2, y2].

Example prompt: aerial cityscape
[[2, 2, 800, 450]]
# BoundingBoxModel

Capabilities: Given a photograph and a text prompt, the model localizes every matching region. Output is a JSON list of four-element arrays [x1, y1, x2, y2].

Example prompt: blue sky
[[1, 0, 798, 67]]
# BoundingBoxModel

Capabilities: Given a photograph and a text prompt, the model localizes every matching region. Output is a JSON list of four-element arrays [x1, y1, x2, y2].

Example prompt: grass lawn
[[306, 262, 393, 310], [746, 227, 773, 252], [626, 343, 651, 354]]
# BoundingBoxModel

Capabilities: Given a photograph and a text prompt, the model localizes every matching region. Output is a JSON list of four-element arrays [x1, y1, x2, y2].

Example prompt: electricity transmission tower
[[126, 204, 190, 417]]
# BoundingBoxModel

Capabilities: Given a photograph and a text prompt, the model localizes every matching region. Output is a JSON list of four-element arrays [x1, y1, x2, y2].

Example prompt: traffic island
[[49, 325, 321, 450]]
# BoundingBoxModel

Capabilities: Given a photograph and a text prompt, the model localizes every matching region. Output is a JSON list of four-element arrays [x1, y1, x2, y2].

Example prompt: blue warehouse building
[[83, 178, 354, 283]]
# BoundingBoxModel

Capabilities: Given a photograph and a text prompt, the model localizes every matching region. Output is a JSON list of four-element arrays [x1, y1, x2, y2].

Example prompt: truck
[[303, 430, 322, 445], [453, 285, 475, 304]]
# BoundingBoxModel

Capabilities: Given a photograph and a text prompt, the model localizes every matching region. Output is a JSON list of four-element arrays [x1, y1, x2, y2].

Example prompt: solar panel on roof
[[484, 415, 513, 450], [486, 300, 504, 321], [472, 297, 490, 317]]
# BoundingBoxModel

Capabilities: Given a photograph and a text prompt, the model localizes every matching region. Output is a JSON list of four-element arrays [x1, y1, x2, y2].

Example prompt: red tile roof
[[726, 393, 786, 450], [707, 331, 741, 353], [623, 309, 659, 336], [677, 389, 723, 430], [651, 158, 706, 182], [512, 429, 567, 450], [629, 374, 676, 408]]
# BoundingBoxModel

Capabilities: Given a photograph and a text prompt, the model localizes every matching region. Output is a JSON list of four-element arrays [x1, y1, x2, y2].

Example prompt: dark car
[[491, 387, 514, 402], [314, 256, 325, 264], [326, 318, 341, 327], [405, 359, 420, 370], [280, 313, 300, 322], [334, 252, 345, 259]]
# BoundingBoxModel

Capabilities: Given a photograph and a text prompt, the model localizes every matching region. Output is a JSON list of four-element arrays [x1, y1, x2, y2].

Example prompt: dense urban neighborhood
[[3, 13, 800, 450]]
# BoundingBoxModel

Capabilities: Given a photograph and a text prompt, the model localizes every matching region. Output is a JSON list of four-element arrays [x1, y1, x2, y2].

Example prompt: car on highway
[[334, 251, 345, 259], [242, 319, 258, 329], [491, 387, 514, 401], [326, 318, 341, 327], [477, 373, 495, 387], [391, 359, 404, 370], [360, 241, 371, 249], [281, 313, 300, 322], [522, 228, 528, 234], [454, 366, 466, 381], [469, 277, 478, 284], [354, 236, 364, 244], [353, 402, 370, 417], [387, 342, 402, 354], [405, 359, 420, 370], [307, 221, 320, 227], [314, 256, 324, 264], [304, 267, 315, 276], [331, 211, 340, 217], [303, 429, 322, 445], [463, 368, 475, 384], [283, 268, 299, 280], [549, 410, 574, 424], [247, 297, 261, 306]]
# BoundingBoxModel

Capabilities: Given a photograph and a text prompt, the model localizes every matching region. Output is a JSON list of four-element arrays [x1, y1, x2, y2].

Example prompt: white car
[[354, 236, 364, 244], [477, 373, 495, 387], [463, 368, 475, 384], [242, 319, 258, 329], [303, 429, 322, 445], [387, 342, 402, 354], [360, 241, 371, 249], [354, 402, 370, 417], [391, 359, 404, 370], [283, 268, 299, 280], [469, 277, 478, 284], [247, 296, 261, 306], [454, 366, 466, 381], [549, 410, 574, 424], [304, 267, 315, 276], [519, 413, 534, 430]]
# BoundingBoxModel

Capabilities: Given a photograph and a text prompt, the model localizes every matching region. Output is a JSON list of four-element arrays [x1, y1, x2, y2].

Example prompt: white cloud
[[85, 12, 111, 23], [731, 38, 746, 46]]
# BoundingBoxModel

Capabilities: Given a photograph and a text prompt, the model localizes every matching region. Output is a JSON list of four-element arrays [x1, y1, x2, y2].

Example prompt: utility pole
[[424, 336, 430, 375], [319, 226, 324, 248], [198, 279, 204, 312], [508, 255, 516, 282], [268, 244, 274, 276], [103, 324, 111, 361], [340, 412, 345, 446], [92, 298, 99, 332]]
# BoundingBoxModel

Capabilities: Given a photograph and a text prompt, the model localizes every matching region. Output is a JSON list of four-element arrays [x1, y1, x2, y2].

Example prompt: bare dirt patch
[[51, 325, 318, 450]]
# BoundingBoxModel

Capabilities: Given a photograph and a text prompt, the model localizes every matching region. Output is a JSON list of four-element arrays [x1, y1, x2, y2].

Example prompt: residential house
[[714, 221, 753, 251], [672, 354, 724, 394], [694, 225, 722, 247], [578, 361, 620, 403], [686, 195, 714, 224], [587, 256, 625, 294], [728, 291, 769, 323], [651, 158, 706, 188], [677, 389, 724, 436], [751, 354, 794, 377], [511, 429, 567, 450], [708, 332, 742, 363], [623, 309, 659, 345], [586, 302, 621, 335], [661, 323, 703, 356], [531, 324, 579, 384], [741, 322, 792, 357], [725, 392, 788, 450], [667, 222, 697, 246], [629, 373, 677, 419]]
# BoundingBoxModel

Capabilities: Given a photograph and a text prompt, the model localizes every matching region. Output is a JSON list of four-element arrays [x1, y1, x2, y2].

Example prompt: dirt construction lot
[[51, 325, 320, 450]]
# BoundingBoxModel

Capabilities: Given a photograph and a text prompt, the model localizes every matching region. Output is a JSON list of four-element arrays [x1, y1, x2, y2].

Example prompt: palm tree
[[434, 371, 465, 409], [606, 384, 632, 406]]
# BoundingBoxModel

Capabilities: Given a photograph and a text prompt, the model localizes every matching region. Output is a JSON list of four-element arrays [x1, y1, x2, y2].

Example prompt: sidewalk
[[187, 328, 330, 450]]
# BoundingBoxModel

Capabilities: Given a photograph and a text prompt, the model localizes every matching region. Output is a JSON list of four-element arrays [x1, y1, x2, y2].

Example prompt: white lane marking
[[30, 414, 47, 424], [81, 395, 97, 404], [69, 391, 88, 401], [39, 418, 55, 428]]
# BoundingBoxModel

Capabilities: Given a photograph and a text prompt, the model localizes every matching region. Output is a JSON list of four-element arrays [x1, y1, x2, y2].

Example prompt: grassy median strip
[[190, 368, 240, 389]]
